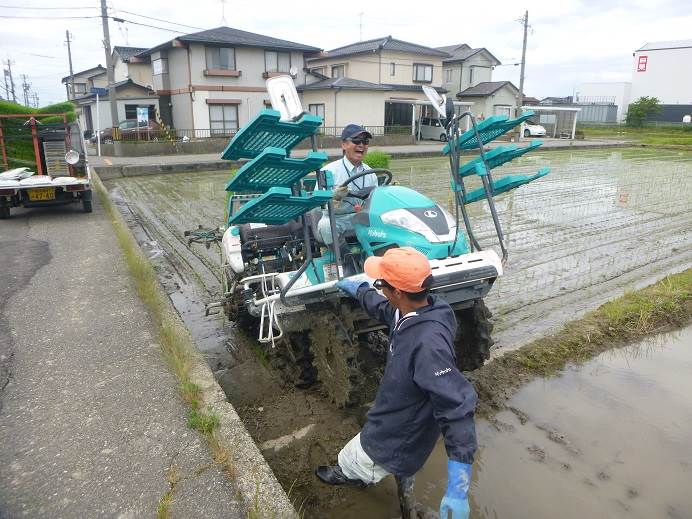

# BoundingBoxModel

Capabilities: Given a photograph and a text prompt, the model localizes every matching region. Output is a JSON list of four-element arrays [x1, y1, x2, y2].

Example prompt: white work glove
[[333, 185, 349, 201]]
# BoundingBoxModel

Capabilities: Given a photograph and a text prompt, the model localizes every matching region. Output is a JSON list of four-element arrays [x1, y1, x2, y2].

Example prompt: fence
[[111, 125, 412, 142]]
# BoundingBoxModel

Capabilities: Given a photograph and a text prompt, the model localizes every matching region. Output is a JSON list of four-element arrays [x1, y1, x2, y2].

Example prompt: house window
[[469, 67, 474, 86], [444, 68, 453, 83], [265, 50, 291, 73], [153, 58, 168, 75], [331, 64, 345, 78], [390, 62, 396, 76], [413, 63, 433, 82], [73, 83, 87, 94], [125, 104, 156, 121], [209, 104, 239, 135], [308, 103, 325, 121], [311, 67, 326, 76], [206, 47, 236, 70]]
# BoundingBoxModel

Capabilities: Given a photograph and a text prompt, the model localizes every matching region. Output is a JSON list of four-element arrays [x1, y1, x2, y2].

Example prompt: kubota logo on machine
[[368, 229, 387, 238], [435, 367, 452, 377], [424, 210, 438, 218]]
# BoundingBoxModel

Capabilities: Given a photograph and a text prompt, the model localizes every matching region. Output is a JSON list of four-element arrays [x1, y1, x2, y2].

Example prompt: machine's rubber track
[[309, 308, 364, 408], [454, 299, 494, 371]]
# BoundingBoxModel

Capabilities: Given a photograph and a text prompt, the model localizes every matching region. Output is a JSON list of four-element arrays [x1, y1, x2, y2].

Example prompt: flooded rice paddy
[[106, 147, 692, 517]]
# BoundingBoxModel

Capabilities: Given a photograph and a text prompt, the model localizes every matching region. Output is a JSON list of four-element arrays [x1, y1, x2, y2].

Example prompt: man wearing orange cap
[[315, 247, 478, 519]]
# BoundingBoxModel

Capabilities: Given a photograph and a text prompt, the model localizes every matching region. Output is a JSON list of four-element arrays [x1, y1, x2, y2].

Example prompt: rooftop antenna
[[359, 12, 364, 41], [220, 0, 228, 26]]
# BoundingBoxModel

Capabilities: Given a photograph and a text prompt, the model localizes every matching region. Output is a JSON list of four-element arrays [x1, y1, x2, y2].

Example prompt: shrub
[[363, 150, 391, 169]]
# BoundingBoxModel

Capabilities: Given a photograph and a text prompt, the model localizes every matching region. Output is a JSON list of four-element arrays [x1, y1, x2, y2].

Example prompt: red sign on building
[[637, 55, 648, 72]]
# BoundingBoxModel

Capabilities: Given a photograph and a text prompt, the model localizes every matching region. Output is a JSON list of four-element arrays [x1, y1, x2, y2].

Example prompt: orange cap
[[364, 247, 432, 293]]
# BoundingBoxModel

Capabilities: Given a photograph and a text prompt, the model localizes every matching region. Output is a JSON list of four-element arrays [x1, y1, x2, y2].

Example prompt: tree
[[626, 96, 662, 127]]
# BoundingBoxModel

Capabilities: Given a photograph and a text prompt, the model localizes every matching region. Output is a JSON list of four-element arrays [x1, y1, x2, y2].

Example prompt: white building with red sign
[[630, 40, 692, 105]]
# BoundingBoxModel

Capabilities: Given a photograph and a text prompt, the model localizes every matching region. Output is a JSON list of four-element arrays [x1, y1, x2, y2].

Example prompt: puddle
[[322, 325, 692, 518], [105, 147, 692, 516]]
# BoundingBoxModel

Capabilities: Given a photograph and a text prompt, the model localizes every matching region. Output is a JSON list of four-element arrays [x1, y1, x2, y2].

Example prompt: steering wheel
[[338, 168, 393, 199]]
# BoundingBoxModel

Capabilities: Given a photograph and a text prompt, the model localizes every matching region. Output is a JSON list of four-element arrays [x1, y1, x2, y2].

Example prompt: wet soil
[[105, 147, 692, 517]]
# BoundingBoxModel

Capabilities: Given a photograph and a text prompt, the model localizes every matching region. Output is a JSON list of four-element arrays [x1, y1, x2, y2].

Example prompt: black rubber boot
[[315, 465, 367, 487]]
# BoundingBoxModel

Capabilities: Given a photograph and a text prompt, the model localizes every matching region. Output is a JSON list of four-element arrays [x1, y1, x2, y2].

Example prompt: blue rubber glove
[[440, 460, 472, 519], [336, 278, 368, 298]]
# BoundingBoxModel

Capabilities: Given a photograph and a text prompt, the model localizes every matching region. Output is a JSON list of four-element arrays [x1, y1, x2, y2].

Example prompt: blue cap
[[341, 124, 372, 141]]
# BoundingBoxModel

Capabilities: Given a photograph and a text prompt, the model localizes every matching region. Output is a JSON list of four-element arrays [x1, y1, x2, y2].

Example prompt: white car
[[522, 121, 547, 137]]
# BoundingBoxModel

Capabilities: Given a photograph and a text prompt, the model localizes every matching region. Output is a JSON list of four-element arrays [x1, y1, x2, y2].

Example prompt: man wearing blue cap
[[317, 124, 378, 246]]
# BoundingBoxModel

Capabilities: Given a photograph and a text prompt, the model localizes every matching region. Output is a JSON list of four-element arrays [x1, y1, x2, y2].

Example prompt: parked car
[[90, 120, 161, 143], [522, 120, 547, 137], [416, 117, 448, 141]]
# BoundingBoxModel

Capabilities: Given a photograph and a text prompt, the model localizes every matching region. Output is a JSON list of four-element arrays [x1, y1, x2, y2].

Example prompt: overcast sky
[[1, 0, 690, 106]]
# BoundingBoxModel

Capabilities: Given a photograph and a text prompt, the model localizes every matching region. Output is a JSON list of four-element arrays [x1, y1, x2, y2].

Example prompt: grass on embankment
[[579, 124, 692, 145], [471, 268, 692, 417]]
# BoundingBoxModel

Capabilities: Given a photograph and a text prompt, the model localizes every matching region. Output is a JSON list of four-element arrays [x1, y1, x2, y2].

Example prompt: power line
[[0, 14, 100, 19], [115, 9, 204, 31], [110, 16, 187, 34], [0, 4, 98, 8]]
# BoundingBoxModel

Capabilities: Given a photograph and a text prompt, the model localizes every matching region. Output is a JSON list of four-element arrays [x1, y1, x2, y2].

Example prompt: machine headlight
[[381, 209, 430, 233]]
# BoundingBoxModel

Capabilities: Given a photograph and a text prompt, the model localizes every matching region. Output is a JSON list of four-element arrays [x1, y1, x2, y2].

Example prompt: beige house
[[62, 65, 107, 100], [306, 36, 449, 127], [112, 46, 153, 87], [457, 81, 519, 119], [136, 27, 321, 134]]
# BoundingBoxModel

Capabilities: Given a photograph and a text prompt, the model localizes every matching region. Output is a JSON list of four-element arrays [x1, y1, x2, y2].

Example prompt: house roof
[[113, 46, 149, 62], [61, 65, 106, 83], [458, 81, 517, 97], [437, 44, 501, 65], [138, 26, 321, 56], [74, 79, 156, 101], [312, 36, 449, 60], [522, 95, 541, 105], [637, 39, 692, 51], [298, 77, 392, 91]]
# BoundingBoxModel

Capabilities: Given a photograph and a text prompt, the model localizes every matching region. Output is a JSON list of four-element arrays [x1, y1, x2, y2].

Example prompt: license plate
[[28, 188, 55, 201]]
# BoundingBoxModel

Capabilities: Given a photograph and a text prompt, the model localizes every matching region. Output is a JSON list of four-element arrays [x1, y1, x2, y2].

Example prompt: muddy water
[[323, 325, 692, 519], [106, 147, 692, 517]]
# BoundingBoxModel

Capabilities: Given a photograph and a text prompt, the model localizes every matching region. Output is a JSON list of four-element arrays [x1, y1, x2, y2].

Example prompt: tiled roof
[[113, 46, 148, 61], [383, 84, 448, 94], [75, 80, 155, 101], [315, 36, 449, 59], [139, 26, 320, 56], [458, 81, 517, 97], [438, 44, 501, 65], [298, 77, 392, 91], [61, 65, 105, 83]]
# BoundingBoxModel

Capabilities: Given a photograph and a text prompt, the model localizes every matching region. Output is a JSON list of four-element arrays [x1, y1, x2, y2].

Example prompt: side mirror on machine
[[65, 150, 80, 165]]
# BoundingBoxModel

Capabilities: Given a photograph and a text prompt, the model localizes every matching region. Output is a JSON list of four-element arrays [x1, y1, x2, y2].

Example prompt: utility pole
[[100, 0, 118, 128], [65, 30, 75, 100], [517, 10, 529, 118], [20, 74, 31, 106], [32, 92, 39, 108], [4, 58, 17, 103]]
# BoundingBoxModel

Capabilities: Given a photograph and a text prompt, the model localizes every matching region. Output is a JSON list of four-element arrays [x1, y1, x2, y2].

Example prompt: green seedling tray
[[225, 147, 327, 193], [443, 111, 536, 153], [458, 141, 543, 177], [228, 186, 332, 225], [221, 109, 323, 161], [463, 167, 550, 204]]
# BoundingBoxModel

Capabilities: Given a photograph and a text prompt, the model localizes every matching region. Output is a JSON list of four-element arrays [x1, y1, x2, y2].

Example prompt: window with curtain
[[206, 47, 236, 70], [413, 63, 433, 82], [390, 62, 396, 76], [265, 50, 291, 73], [444, 68, 453, 83], [308, 104, 325, 120], [331, 64, 345, 78], [209, 104, 239, 135]]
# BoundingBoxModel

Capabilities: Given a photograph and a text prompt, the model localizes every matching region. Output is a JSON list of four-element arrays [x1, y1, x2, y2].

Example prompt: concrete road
[[0, 202, 243, 518]]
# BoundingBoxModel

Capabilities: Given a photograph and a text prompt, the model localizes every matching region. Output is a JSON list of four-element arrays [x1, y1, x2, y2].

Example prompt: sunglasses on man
[[348, 138, 370, 146], [373, 278, 393, 290]]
